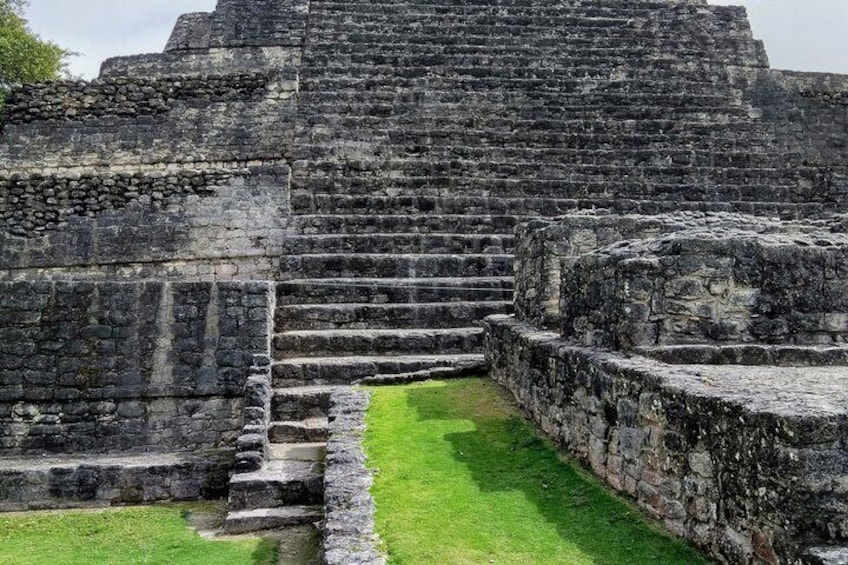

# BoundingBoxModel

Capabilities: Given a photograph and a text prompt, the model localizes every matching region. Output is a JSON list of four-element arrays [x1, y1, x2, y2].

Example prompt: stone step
[[0, 452, 231, 512], [302, 53, 749, 69], [295, 164, 824, 188], [295, 119, 768, 141], [281, 233, 514, 255], [268, 418, 330, 443], [289, 194, 816, 217], [272, 353, 485, 386], [295, 148, 786, 172], [304, 24, 757, 43], [289, 194, 565, 216], [279, 253, 514, 279], [269, 442, 327, 462], [312, 0, 741, 11], [275, 300, 513, 330], [298, 99, 750, 121], [272, 386, 335, 421], [299, 54, 749, 76], [292, 194, 824, 218], [300, 68, 747, 90], [295, 165, 836, 188], [287, 214, 527, 235], [304, 37, 760, 63], [295, 110, 752, 134], [224, 506, 324, 535], [295, 131, 774, 155], [227, 458, 324, 511], [308, 0, 750, 22], [274, 327, 484, 357], [276, 276, 514, 304]]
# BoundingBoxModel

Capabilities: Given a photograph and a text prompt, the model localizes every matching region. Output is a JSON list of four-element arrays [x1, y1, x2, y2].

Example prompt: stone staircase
[[271, 0, 836, 384], [225, 386, 332, 534]]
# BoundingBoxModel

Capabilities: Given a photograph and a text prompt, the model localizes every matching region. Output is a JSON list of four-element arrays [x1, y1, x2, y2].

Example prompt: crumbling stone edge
[[233, 354, 273, 474], [323, 387, 386, 565]]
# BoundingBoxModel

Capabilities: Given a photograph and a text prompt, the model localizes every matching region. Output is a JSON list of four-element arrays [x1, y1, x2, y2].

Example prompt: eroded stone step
[[269, 442, 327, 463], [290, 194, 813, 217], [279, 253, 513, 279], [275, 300, 513, 330], [275, 327, 484, 357], [269, 418, 330, 443], [272, 386, 335, 421], [287, 214, 526, 235], [276, 277, 514, 304], [296, 120, 768, 142], [281, 233, 514, 255], [224, 506, 324, 535], [295, 110, 751, 134], [228, 459, 324, 511], [296, 141, 783, 161], [272, 353, 485, 386]]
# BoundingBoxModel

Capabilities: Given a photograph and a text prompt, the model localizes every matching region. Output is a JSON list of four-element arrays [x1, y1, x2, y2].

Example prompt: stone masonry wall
[[0, 163, 290, 279], [486, 315, 848, 564], [1, 74, 269, 125], [561, 230, 848, 349], [747, 69, 848, 171], [513, 213, 816, 330], [0, 280, 273, 455]]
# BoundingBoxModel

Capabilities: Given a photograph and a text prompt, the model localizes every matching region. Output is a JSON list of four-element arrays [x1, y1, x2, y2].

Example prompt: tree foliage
[[0, 0, 69, 105]]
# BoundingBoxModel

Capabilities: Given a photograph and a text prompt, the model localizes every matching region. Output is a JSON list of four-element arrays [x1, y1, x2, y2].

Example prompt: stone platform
[[486, 315, 848, 564], [0, 451, 231, 512]]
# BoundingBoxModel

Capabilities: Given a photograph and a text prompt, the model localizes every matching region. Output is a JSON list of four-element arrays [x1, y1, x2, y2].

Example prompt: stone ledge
[[485, 314, 848, 564], [323, 387, 385, 565], [0, 451, 232, 512]]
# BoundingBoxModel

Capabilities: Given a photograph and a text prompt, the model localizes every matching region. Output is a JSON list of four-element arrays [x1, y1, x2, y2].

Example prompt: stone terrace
[[487, 215, 848, 563]]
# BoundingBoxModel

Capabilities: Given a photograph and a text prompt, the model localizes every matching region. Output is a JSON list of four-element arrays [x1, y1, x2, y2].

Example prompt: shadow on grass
[[403, 379, 708, 565]]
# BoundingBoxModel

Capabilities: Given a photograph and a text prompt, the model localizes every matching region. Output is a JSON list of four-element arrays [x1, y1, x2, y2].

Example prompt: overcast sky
[[24, 0, 848, 79]]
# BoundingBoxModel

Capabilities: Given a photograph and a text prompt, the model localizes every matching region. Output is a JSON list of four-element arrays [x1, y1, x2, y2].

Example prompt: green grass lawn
[[0, 504, 276, 565], [364, 378, 710, 565]]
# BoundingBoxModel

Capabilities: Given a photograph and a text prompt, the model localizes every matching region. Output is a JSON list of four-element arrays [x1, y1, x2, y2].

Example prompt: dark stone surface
[[0, 281, 273, 455]]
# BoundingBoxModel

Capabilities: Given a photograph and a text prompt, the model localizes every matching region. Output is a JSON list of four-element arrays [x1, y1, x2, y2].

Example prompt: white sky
[[23, 0, 848, 79]]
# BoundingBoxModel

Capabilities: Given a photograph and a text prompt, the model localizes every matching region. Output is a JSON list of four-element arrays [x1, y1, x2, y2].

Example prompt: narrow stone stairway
[[273, 226, 515, 385], [224, 387, 333, 534]]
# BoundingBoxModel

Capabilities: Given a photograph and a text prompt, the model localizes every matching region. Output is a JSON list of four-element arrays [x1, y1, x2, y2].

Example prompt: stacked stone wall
[[561, 230, 848, 349], [0, 280, 273, 455], [0, 163, 289, 279], [486, 316, 848, 564], [1, 74, 269, 125], [513, 213, 817, 330], [748, 70, 848, 170]]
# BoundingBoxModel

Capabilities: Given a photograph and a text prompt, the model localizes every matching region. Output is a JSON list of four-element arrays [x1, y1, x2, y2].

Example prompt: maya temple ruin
[[2, 0, 848, 563]]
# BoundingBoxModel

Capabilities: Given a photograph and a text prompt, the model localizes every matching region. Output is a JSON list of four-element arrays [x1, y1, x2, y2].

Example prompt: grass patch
[[0, 503, 276, 565], [364, 378, 710, 565]]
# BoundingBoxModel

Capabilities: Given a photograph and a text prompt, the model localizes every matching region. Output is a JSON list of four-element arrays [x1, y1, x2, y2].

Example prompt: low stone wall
[[0, 280, 273, 456], [561, 230, 848, 349], [485, 315, 848, 564], [0, 452, 231, 512], [2, 74, 269, 125], [323, 387, 385, 565], [513, 212, 813, 330], [233, 355, 273, 474], [101, 47, 301, 79]]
